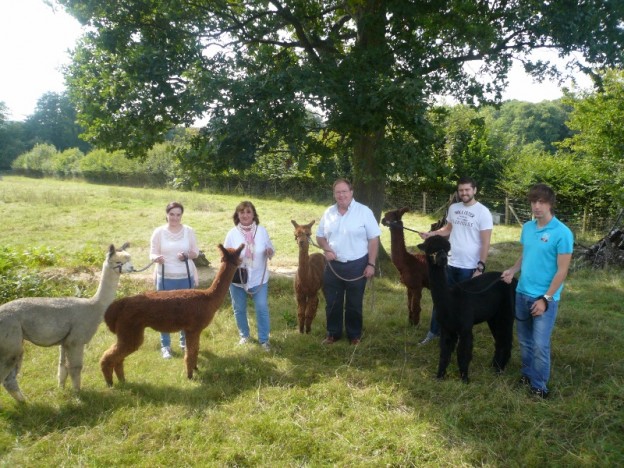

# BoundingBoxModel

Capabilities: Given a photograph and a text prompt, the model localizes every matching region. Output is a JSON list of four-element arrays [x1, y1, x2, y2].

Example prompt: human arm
[[364, 236, 380, 278], [179, 226, 199, 261], [419, 221, 452, 240], [315, 236, 336, 261], [501, 254, 522, 284], [149, 227, 165, 264], [530, 253, 572, 316], [473, 228, 492, 277]]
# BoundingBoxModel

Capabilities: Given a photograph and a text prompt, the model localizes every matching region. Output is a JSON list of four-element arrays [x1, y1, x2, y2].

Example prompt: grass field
[[0, 175, 622, 466]]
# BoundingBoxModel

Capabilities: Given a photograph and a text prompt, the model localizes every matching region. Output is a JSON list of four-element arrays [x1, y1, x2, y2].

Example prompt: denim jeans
[[230, 282, 270, 344], [322, 256, 368, 340], [515, 292, 559, 392], [156, 277, 188, 348], [429, 266, 475, 336]]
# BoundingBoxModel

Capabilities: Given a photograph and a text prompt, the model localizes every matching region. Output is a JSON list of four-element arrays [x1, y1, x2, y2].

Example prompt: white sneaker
[[238, 337, 250, 345], [161, 346, 173, 359], [260, 342, 271, 352], [418, 332, 439, 346]]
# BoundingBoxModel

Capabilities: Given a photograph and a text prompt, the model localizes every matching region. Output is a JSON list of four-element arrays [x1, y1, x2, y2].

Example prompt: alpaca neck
[[91, 261, 121, 306], [428, 262, 450, 315], [205, 261, 238, 303], [389, 228, 409, 266], [298, 242, 310, 267]]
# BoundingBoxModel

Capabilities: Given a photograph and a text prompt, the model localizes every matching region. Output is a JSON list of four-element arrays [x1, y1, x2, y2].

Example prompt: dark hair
[[166, 201, 184, 214], [233, 201, 260, 225], [456, 176, 477, 189], [527, 184, 556, 211], [333, 178, 353, 191]]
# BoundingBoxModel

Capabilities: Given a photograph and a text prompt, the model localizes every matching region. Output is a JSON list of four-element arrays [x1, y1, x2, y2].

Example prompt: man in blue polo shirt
[[502, 184, 573, 398]]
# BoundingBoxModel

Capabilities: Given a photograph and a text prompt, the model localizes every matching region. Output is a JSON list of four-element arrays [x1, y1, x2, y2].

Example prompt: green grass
[[0, 175, 622, 466]]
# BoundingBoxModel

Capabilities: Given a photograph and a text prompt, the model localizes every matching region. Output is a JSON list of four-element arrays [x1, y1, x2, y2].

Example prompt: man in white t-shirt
[[418, 176, 493, 344]]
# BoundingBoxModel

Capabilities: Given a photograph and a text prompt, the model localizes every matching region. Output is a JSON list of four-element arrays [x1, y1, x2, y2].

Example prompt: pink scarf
[[237, 223, 256, 261]]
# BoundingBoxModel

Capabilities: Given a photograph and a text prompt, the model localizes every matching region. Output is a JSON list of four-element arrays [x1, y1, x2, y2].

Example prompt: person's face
[[457, 183, 476, 204], [333, 182, 353, 208], [531, 200, 552, 219], [166, 208, 183, 226], [238, 207, 255, 226]]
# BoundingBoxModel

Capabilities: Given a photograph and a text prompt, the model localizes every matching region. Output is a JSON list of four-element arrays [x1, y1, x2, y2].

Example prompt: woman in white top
[[223, 201, 275, 351], [150, 201, 199, 359]]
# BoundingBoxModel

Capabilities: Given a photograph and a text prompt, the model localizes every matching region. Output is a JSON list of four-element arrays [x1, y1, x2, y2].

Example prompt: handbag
[[232, 267, 248, 285]]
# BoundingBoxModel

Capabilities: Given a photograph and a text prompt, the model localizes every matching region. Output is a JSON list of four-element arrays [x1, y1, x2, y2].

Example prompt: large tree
[[59, 0, 623, 218]]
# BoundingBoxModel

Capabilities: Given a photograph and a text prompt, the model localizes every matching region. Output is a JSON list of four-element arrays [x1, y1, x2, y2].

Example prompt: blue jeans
[[429, 266, 475, 336], [230, 282, 270, 344], [322, 256, 368, 340], [156, 277, 189, 348], [515, 292, 559, 392]]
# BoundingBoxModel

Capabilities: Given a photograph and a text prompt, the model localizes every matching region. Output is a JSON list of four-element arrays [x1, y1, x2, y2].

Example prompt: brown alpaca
[[291, 220, 325, 334], [100, 244, 243, 386], [381, 207, 430, 326]]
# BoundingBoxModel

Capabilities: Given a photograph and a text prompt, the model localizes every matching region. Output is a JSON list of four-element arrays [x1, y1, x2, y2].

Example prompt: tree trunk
[[352, 129, 385, 222]]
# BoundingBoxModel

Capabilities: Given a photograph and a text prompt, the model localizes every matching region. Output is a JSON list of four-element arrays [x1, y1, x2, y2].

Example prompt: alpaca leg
[[64, 344, 86, 392], [407, 288, 422, 326], [489, 315, 513, 372], [305, 295, 319, 334], [100, 343, 130, 387], [437, 332, 457, 380], [184, 332, 201, 379], [58, 345, 69, 388], [297, 296, 307, 334], [457, 330, 474, 383], [1, 353, 26, 402]]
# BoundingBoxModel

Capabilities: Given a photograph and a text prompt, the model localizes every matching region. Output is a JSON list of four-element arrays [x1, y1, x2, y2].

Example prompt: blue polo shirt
[[518, 216, 574, 300]]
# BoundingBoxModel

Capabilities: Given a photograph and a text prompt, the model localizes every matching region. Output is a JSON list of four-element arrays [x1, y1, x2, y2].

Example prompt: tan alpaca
[[291, 220, 325, 334], [0, 244, 133, 404], [381, 208, 430, 326], [100, 243, 243, 386]]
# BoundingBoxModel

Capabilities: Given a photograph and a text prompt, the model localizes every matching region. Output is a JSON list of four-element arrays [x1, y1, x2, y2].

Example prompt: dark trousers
[[322, 255, 368, 340]]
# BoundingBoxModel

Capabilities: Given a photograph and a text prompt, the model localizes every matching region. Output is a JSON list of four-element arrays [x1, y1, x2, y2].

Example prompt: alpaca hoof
[[9, 390, 26, 402], [461, 375, 470, 384]]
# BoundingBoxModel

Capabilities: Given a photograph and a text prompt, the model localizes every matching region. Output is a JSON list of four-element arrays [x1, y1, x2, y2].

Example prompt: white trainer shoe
[[161, 346, 173, 359]]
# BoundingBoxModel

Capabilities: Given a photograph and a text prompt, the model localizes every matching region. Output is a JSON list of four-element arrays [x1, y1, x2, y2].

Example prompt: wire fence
[[386, 188, 622, 240]]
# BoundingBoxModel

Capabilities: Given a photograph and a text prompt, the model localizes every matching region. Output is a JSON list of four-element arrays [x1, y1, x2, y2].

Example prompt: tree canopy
[[59, 0, 624, 218]]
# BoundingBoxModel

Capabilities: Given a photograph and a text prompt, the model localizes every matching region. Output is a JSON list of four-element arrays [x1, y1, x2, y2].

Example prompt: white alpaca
[[0, 243, 133, 404]]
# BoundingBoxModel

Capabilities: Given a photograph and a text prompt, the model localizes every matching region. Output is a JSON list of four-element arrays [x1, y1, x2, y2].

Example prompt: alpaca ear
[[120, 242, 130, 251], [291, 220, 298, 228], [108, 244, 116, 257], [417, 243, 425, 251], [308, 220, 315, 227]]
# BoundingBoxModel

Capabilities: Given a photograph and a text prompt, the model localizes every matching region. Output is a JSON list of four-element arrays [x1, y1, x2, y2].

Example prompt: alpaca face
[[108, 244, 133, 273], [381, 207, 409, 229], [418, 236, 450, 267], [291, 220, 315, 248]]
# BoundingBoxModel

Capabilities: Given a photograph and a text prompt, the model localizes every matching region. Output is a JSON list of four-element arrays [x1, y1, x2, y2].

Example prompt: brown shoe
[[350, 338, 361, 345], [322, 336, 336, 345]]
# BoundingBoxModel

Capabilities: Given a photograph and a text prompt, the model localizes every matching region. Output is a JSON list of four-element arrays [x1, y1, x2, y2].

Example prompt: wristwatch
[[543, 294, 553, 302]]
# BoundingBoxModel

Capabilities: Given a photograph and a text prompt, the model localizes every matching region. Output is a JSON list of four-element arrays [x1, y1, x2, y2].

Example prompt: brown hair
[[333, 178, 353, 191], [232, 200, 260, 225], [527, 184, 556, 212], [165, 201, 184, 214]]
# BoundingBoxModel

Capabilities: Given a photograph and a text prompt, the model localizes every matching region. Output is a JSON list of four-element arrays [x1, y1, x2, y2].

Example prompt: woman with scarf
[[224, 201, 275, 351]]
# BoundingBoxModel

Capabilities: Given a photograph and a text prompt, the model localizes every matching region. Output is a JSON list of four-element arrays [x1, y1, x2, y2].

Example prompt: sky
[[0, 0, 593, 122]]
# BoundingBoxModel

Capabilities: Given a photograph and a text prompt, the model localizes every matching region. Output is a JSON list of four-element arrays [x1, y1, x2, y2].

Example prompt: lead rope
[[242, 257, 268, 297], [308, 235, 376, 316]]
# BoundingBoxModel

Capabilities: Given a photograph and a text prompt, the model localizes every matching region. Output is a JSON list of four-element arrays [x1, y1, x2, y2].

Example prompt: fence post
[[505, 197, 509, 225], [422, 192, 427, 215]]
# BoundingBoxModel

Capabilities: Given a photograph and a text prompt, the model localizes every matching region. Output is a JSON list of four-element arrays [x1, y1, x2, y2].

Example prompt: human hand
[[154, 255, 165, 264], [500, 270, 514, 284], [364, 264, 375, 278], [265, 248, 274, 259], [419, 231, 430, 240], [530, 299, 547, 316]]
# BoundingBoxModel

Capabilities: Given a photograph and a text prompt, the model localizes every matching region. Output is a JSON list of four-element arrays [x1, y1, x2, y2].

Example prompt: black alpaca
[[418, 235, 517, 383]]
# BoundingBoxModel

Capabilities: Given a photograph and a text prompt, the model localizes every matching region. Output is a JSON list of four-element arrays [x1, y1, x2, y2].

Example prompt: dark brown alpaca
[[291, 220, 325, 333], [381, 207, 430, 326], [100, 244, 244, 386]]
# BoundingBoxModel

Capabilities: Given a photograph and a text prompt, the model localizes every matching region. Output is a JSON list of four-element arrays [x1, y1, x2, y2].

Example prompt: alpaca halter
[[382, 219, 422, 234]]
